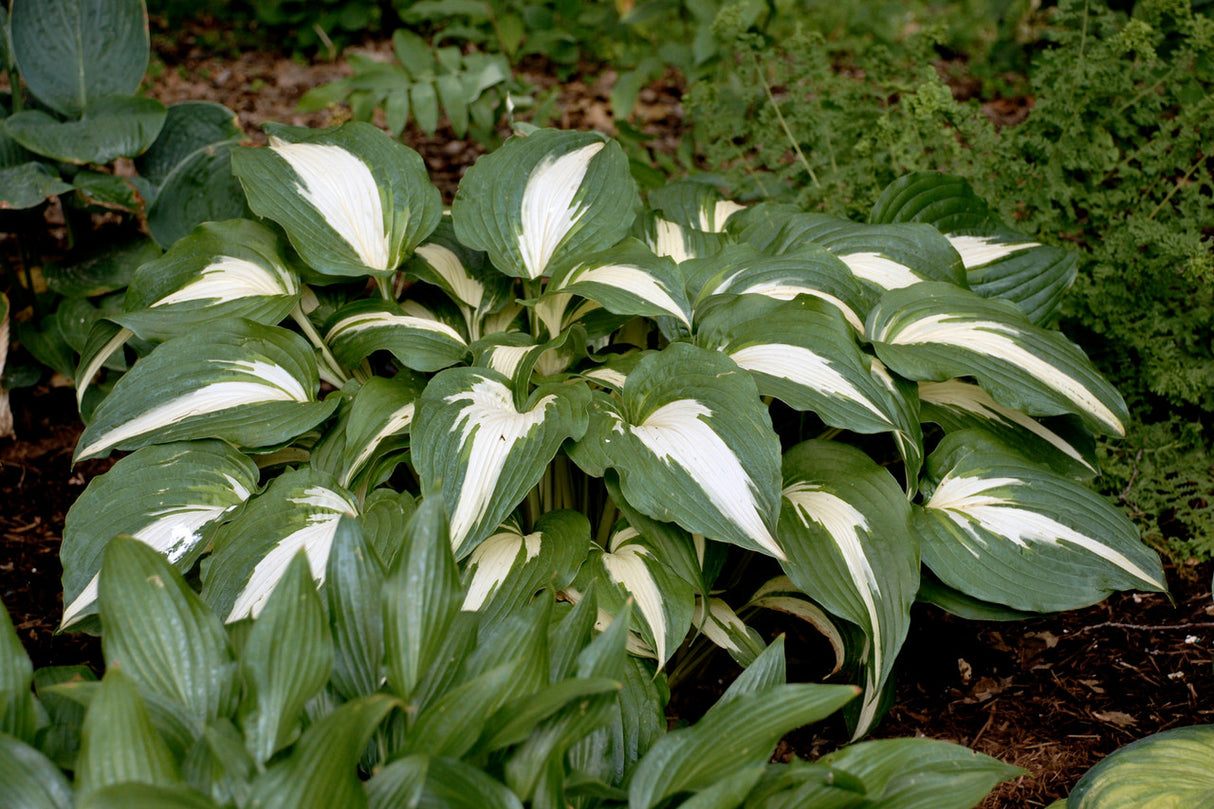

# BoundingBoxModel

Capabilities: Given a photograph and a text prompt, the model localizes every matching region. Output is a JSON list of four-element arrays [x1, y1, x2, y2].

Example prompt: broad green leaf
[[202, 467, 358, 623], [117, 220, 300, 342], [74, 320, 336, 461], [325, 518, 386, 700], [78, 783, 221, 809], [248, 695, 398, 809], [325, 299, 469, 373], [383, 495, 463, 705], [869, 172, 1076, 325], [1067, 725, 1214, 808], [231, 122, 442, 278], [338, 374, 424, 489], [778, 440, 918, 738], [0, 733, 74, 809], [462, 510, 590, 622], [570, 342, 783, 558], [368, 756, 524, 809], [5, 96, 166, 164], [453, 128, 638, 280], [648, 180, 745, 234], [546, 239, 691, 330], [402, 664, 515, 758], [237, 553, 333, 766], [135, 101, 242, 186], [628, 683, 859, 809], [868, 283, 1128, 437], [71, 170, 142, 212], [691, 596, 765, 667], [74, 669, 180, 800], [99, 537, 237, 734], [412, 367, 591, 558], [0, 599, 36, 744], [679, 764, 768, 809], [61, 441, 259, 630], [146, 142, 250, 250], [181, 720, 255, 808], [822, 737, 1025, 808], [9, 0, 148, 118], [915, 572, 1041, 622], [919, 379, 1097, 479], [918, 431, 1166, 612], [0, 162, 74, 208], [405, 220, 514, 342], [44, 236, 161, 298]]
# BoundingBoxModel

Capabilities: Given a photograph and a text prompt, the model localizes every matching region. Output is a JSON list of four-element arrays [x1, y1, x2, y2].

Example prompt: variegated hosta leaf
[[61, 441, 259, 630], [869, 172, 1076, 324], [404, 220, 514, 342], [693, 244, 868, 333], [690, 596, 766, 667], [745, 576, 845, 676], [868, 283, 1128, 437], [648, 180, 745, 234], [339, 375, 425, 489], [472, 326, 588, 388], [570, 342, 783, 558], [75, 320, 337, 462], [777, 440, 918, 738], [115, 219, 301, 342], [920, 379, 1098, 480], [546, 238, 691, 332], [695, 295, 922, 459], [412, 367, 592, 558], [325, 299, 469, 373], [575, 524, 695, 667], [74, 320, 134, 411], [917, 431, 1166, 612], [452, 128, 638, 280], [1067, 726, 1214, 809], [231, 122, 442, 279], [640, 213, 732, 266], [201, 468, 359, 623], [461, 510, 590, 622]]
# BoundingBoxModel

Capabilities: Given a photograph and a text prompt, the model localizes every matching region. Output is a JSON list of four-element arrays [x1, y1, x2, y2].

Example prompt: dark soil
[[2, 18, 1212, 809]]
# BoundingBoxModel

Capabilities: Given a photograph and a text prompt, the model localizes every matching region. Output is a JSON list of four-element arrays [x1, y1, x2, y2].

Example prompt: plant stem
[[1148, 159, 1202, 221], [290, 305, 349, 386], [754, 52, 819, 189]]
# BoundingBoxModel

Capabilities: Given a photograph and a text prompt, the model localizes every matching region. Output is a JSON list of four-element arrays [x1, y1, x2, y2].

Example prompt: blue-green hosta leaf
[[918, 431, 1166, 612], [869, 173, 1076, 325], [0, 162, 74, 209], [99, 537, 237, 735], [778, 440, 918, 739], [339, 375, 425, 489], [232, 122, 441, 279], [0, 733, 73, 809], [1067, 725, 1214, 809], [546, 239, 692, 331], [146, 141, 250, 250], [4, 96, 166, 164], [691, 596, 766, 667], [570, 342, 783, 558], [648, 180, 745, 234], [75, 320, 336, 462], [325, 299, 469, 373], [412, 367, 592, 558], [579, 524, 695, 667], [247, 695, 398, 809], [868, 284, 1128, 437], [919, 379, 1098, 480], [116, 220, 300, 342], [74, 669, 180, 801], [405, 220, 514, 342], [745, 577, 846, 677], [201, 468, 359, 623], [135, 101, 243, 187], [0, 599, 37, 744], [462, 511, 590, 622], [695, 244, 868, 333], [237, 553, 334, 767], [452, 128, 638, 280], [629, 682, 859, 809], [61, 441, 259, 630]]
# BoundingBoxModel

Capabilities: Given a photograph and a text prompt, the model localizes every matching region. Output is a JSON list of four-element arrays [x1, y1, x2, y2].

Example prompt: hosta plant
[[62, 121, 1166, 741], [0, 501, 1023, 808]]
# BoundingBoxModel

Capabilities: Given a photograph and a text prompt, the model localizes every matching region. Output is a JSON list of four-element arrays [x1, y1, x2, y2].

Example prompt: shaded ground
[[2, 19, 1212, 809]]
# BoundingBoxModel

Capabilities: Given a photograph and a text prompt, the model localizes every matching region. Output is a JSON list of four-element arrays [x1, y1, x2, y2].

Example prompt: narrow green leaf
[[368, 756, 524, 809], [77, 783, 221, 809], [181, 720, 256, 808], [0, 599, 37, 744], [0, 733, 74, 809], [325, 518, 386, 700]]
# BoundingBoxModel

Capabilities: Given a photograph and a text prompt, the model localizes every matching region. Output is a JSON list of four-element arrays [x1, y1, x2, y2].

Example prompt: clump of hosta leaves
[[0, 500, 1022, 808], [61, 120, 1164, 745]]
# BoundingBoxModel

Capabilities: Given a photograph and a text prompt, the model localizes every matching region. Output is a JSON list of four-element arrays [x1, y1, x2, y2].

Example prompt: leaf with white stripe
[[689, 597, 766, 667], [201, 468, 360, 623], [1067, 726, 1214, 809], [461, 511, 590, 622], [61, 441, 259, 631], [339, 375, 425, 489], [546, 239, 691, 331], [412, 367, 592, 558], [648, 180, 745, 234], [920, 379, 1098, 480], [576, 524, 695, 667], [75, 320, 337, 462], [115, 220, 301, 342], [777, 440, 918, 738], [325, 299, 469, 373], [452, 129, 638, 280], [745, 577, 846, 677], [639, 212, 733, 266], [569, 342, 783, 558], [870, 172, 1076, 324], [868, 283, 1128, 437], [404, 220, 514, 342], [231, 122, 441, 279], [917, 430, 1166, 612]]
